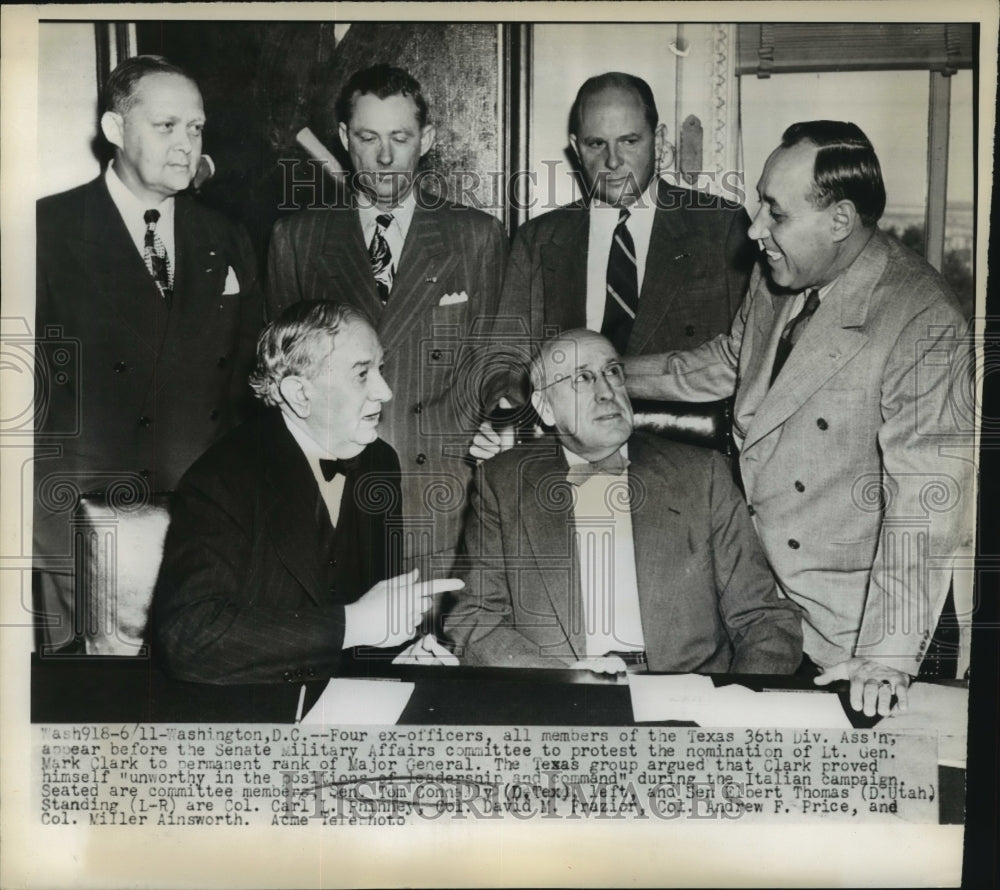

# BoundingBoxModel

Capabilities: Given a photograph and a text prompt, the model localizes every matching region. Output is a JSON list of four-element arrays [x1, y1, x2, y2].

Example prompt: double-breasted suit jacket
[[266, 192, 507, 569], [496, 179, 754, 367], [637, 231, 974, 671], [35, 175, 263, 581], [444, 432, 803, 673], [153, 408, 402, 684]]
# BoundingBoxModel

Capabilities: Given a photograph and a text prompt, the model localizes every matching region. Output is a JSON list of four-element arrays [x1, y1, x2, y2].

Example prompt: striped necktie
[[143, 209, 172, 299], [770, 288, 820, 386], [368, 213, 394, 304], [601, 207, 639, 354]]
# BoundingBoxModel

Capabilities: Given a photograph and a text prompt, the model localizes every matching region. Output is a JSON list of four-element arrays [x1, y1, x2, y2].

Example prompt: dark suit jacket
[[153, 408, 402, 684], [444, 432, 802, 673], [35, 175, 263, 562], [497, 180, 753, 372], [266, 191, 507, 565]]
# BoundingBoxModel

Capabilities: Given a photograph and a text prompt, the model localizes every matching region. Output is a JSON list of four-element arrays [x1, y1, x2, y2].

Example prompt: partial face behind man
[[531, 330, 634, 462], [570, 84, 665, 207], [101, 72, 205, 205], [748, 139, 844, 292], [339, 91, 435, 209]]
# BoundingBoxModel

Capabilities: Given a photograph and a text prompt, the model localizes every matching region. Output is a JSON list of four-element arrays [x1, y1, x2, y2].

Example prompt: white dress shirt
[[283, 415, 348, 528], [585, 183, 658, 331], [564, 444, 645, 656], [358, 189, 418, 282], [104, 162, 176, 273]]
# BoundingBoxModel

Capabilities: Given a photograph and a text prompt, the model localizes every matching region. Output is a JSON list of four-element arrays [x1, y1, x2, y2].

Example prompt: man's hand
[[468, 397, 516, 463], [570, 655, 628, 676], [392, 633, 460, 666], [343, 570, 464, 649], [814, 658, 911, 717]]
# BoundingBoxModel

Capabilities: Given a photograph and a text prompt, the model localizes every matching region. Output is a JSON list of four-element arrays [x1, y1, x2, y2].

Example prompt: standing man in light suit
[[267, 65, 507, 578], [35, 55, 263, 651], [627, 121, 974, 715]]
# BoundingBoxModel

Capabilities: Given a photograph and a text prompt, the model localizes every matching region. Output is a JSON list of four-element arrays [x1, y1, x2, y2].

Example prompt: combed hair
[[569, 72, 658, 136], [104, 54, 193, 115], [335, 64, 429, 129], [781, 120, 887, 227], [249, 301, 362, 406]]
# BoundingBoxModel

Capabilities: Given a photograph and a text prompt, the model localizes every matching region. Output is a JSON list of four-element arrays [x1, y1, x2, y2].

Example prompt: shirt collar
[[104, 161, 175, 225], [591, 178, 658, 219], [282, 412, 337, 463], [358, 187, 418, 231], [562, 441, 629, 467]]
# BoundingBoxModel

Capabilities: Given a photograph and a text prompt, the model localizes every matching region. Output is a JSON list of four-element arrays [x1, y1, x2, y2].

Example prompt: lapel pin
[[673, 253, 692, 261], [425, 276, 438, 283]]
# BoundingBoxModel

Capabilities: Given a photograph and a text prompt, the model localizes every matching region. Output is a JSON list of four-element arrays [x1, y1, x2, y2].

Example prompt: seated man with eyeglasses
[[444, 329, 803, 675]]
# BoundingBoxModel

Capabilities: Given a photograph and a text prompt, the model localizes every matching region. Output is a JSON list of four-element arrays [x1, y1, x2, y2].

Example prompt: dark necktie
[[770, 289, 821, 387], [368, 213, 394, 304], [566, 451, 630, 485], [143, 209, 172, 299], [602, 207, 639, 354], [319, 455, 362, 482]]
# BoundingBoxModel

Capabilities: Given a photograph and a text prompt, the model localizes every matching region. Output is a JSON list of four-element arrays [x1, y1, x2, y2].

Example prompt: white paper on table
[[628, 674, 851, 728], [879, 683, 969, 768], [301, 678, 415, 725]]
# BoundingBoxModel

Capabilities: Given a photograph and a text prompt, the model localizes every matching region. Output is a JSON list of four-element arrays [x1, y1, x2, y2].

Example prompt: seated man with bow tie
[[154, 301, 462, 684], [444, 329, 802, 674]]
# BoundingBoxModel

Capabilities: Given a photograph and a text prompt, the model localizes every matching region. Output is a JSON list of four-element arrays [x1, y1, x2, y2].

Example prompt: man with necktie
[[444, 329, 802, 674], [267, 64, 507, 579], [34, 55, 263, 652], [154, 301, 462, 684], [472, 71, 754, 458], [626, 121, 974, 715]]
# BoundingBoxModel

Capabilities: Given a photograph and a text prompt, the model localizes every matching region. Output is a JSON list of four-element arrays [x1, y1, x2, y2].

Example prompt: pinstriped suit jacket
[[628, 231, 974, 671], [266, 192, 507, 569]]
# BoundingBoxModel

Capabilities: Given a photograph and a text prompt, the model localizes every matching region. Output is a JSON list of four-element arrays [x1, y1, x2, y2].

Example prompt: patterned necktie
[[602, 207, 639, 354], [319, 455, 362, 482], [566, 451, 630, 485], [143, 209, 172, 299], [368, 213, 394, 304], [770, 288, 821, 387]]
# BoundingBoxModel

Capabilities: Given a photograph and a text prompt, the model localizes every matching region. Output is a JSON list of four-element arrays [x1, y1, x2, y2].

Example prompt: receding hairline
[[531, 329, 616, 388]]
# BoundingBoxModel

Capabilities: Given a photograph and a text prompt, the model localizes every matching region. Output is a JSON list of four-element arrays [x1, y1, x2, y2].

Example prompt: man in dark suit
[[472, 71, 753, 458], [445, 329, 802, 674], [34, 55, 263, 651], [626, 122, 973, 715], [267, 65, 507, 577], [154, 302, 462, 684]]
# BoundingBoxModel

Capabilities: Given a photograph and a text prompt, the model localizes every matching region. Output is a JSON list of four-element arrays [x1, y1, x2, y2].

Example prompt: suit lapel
[[742, 234, 887, 451], [629, 181, 694, 353], [318, 206, 384, 323], [379, 202, 455, 353], [520, 445, 586, 658], [262, 413, 330, 605], [627, 435, 690, 643], [541, 205, 589, 333]]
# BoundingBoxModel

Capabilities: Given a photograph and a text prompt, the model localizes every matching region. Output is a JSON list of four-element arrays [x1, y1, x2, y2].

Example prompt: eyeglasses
[[537, 362, 627, 393]]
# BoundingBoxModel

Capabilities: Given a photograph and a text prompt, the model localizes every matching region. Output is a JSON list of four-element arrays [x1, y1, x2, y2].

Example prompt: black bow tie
[[566, 451, 630, 484], [319, 455, 361, 482]]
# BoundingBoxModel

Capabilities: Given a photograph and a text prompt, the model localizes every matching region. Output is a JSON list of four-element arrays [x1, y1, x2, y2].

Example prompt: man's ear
[[530, 390, 554, 427], [829, 200, 858, 242], [278, 376, 311, 420], [100, 111, 125, 151], [568, 133, 580, 162], [419, 124, 436, 158], [338, 121, 350, 154]]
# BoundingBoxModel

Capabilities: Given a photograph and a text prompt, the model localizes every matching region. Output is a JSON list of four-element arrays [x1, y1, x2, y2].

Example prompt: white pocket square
[[438, 291, 468, 306], [222, 266, 240, 295]]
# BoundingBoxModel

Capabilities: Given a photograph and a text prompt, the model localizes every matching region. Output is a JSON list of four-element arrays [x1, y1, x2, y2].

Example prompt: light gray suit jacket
[[633, 231, 974, 671]]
